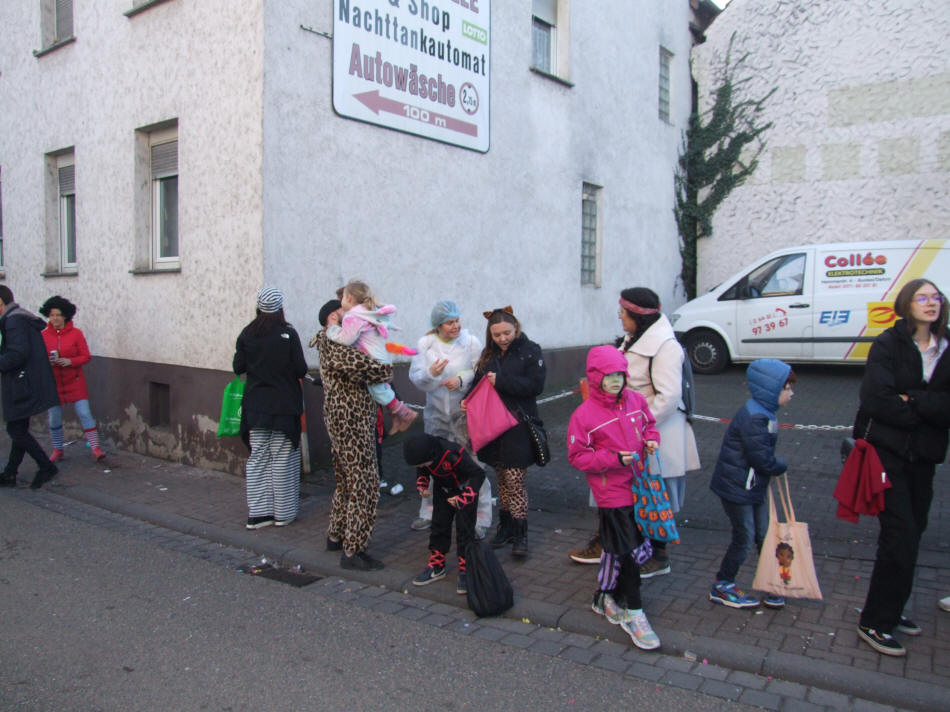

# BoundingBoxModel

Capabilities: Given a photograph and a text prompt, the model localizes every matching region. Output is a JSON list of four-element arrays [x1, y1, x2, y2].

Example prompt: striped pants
[[246, 429, 300, 522]]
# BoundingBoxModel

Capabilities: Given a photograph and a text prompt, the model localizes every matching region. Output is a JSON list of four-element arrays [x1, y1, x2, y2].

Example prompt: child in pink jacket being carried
[[567, 345, 661, 650], [328, 279, 418, 433]]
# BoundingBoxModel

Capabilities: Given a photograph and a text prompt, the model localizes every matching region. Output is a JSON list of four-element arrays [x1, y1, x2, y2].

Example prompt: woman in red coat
[[39, 296, 104, 461]]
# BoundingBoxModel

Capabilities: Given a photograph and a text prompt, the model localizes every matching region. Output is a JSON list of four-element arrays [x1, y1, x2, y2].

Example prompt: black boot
[[490, 510, 513, 549], [0, 469, 16, 488], [30, 464, 58, 490], [511, 518, 528, 557]]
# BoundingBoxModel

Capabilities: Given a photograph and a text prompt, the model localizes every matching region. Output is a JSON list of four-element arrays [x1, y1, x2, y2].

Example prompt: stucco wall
[[261, 1, 695, 355], [1, 1, 698, 467], [691, 0, 950, 293], [0, 0, 265, 371]]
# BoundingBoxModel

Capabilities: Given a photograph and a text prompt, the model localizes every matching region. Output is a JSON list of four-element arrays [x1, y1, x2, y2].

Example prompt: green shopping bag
[[216, 378, 245, 437]]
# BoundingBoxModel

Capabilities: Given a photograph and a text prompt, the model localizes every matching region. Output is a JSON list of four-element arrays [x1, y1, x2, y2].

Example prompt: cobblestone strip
[[20, 490, 903, 712]]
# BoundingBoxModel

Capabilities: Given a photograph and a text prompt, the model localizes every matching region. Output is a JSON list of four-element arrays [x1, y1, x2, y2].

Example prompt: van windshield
[[721, 253, 806, 300]]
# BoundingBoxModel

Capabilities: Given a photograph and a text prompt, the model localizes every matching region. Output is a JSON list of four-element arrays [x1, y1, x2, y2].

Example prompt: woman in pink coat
[[39, 296, 104, 461], [567, 345, 661, 650]]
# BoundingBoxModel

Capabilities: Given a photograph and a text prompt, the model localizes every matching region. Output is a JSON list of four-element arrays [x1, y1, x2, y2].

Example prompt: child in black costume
[[404, 433, 485, 595]]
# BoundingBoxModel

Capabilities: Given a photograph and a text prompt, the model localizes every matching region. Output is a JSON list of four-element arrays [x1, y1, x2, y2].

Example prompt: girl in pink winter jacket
[[567, 345, 661, 650]]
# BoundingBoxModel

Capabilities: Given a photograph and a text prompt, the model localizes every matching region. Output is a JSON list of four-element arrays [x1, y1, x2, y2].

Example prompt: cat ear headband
[[483, 305, 515, 319]]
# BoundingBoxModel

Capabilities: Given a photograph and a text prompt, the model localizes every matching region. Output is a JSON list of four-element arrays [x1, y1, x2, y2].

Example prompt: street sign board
[[333, 0, 490, 152]]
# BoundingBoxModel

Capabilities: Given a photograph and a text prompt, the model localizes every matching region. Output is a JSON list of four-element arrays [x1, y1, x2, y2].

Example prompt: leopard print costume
[[313, 330, 393, 556], [496, 467, 528, 519]]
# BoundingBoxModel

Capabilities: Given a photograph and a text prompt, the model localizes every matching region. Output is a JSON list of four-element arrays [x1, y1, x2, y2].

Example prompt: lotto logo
[[867, 302, 897, 328]]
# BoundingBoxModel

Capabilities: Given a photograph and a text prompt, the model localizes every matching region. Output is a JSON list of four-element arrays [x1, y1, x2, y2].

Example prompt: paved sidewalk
[[8, 418, 947, 712]]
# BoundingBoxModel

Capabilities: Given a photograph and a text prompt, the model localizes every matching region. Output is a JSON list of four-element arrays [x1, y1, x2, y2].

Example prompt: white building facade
[[691, 0, 950, 293], [0, 0, 698, 472]]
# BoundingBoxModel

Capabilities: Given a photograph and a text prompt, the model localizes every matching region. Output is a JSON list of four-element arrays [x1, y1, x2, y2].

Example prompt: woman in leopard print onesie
[[312, 300, 393, 571]]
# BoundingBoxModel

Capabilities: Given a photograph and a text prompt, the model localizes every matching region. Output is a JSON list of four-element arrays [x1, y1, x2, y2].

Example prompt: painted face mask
[[601, 372, 626, 394]]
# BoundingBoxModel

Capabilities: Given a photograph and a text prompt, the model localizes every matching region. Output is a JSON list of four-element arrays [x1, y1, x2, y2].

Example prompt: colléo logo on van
[[824, 252, 887, 268]]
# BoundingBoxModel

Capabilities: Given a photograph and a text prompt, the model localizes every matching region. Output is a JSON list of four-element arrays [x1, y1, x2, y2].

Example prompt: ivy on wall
[[675, 33, 776, 300]]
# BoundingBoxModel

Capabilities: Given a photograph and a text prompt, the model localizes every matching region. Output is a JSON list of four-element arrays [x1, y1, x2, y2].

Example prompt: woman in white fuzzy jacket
[[408, 301, 493, 536], [618, 287, 701, 576]]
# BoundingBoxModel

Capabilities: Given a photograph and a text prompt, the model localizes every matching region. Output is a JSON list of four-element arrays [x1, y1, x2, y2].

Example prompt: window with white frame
[[150, 129, 179, 265], [581, 183, 602, 287], [531, 0, 556, 74], [57, 154, 77, 271], [659, 47, 673, 123]]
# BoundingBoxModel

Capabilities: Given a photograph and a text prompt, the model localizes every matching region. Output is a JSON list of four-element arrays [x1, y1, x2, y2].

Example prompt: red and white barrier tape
[[410, 387, 852, 431]]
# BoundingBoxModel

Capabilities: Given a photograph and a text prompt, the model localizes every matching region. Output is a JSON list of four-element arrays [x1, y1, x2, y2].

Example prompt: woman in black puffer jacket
[[854, 278, 949, 657], [463, 307, 546, 557]]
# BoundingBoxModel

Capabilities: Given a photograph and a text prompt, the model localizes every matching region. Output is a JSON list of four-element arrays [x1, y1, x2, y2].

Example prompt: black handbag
[[465, 539, 514, 618], [517, 406, 550, 467]]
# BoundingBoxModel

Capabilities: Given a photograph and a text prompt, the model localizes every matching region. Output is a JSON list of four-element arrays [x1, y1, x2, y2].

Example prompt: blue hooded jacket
[[710, 359, 790, 505]]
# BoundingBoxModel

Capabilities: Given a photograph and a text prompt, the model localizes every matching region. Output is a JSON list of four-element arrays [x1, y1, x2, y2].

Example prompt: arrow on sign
[[354, 90, 478, 137]]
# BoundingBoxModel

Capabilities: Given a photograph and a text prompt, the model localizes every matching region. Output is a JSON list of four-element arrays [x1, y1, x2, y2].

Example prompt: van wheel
[[686, 330, 729, 374]]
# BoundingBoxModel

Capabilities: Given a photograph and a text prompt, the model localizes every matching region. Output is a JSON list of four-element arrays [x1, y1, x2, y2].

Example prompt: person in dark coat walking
[[0, 286, 59, 489], [462, 306, 546, 557], [233, 287, 308, 529], [854, 278, 950, 657]]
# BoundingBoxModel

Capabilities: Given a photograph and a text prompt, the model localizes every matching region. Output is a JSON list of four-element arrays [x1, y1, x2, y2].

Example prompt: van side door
[[732, 251, 814, 360]]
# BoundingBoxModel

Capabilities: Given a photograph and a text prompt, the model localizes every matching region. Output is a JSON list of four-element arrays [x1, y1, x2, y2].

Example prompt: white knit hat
[[256, 286, 283, 313]]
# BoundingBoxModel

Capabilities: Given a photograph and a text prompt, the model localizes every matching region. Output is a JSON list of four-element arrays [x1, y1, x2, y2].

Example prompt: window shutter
[[56, 0, 74, 39], [532, 0, 557, 26], [58, 164, 75, 195], [151, 140, 178, 178]]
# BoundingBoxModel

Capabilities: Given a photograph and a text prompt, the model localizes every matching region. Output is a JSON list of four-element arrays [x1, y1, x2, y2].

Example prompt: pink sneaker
[[49, 449, 65, 463], [91, 446, 106, 461]]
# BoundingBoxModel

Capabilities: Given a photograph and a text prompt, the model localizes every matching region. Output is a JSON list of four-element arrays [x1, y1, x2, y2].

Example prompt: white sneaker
[[591, 592, 625, 624], [939, 596, 950, 612], [621, 609, 661, 650]]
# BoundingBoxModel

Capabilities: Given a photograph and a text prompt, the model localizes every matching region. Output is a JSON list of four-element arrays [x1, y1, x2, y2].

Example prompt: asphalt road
[[0, 492, 756, 712]]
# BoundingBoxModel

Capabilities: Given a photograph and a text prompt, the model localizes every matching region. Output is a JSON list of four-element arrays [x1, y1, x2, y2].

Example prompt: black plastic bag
[[465, 539, 514, 618]]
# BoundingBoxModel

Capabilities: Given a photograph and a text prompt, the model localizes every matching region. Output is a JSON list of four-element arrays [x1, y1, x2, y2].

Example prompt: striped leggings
[[598, 551, 646, 610], [246, 429, 300, 522]]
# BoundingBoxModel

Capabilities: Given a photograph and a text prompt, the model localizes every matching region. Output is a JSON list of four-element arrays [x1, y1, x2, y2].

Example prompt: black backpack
[[648, 342, 695, 422]]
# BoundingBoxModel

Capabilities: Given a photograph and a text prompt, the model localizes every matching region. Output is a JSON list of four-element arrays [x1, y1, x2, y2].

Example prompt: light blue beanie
[[430, 300, 461, 328]]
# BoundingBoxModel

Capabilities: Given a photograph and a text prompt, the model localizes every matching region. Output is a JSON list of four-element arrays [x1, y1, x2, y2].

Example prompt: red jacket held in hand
[[833, 439, 889, 523]]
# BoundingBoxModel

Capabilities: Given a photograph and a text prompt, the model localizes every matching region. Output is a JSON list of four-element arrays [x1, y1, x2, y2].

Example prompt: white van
[[670, 239, 948, 373]]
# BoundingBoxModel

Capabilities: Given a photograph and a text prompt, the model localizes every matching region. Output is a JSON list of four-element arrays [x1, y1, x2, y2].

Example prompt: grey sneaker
[[639, 557, 671, 579], [410, 517, 431, 531]]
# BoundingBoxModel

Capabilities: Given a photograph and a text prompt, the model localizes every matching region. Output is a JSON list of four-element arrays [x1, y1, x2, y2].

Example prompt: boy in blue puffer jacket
[[709, 359, 796, 610]]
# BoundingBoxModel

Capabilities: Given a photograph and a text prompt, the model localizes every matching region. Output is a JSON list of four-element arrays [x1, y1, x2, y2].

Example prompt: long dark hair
[[616, 287, 662, 349], [894, 278, 947, 342], [476, 309, 521, 373], [246, 308, 287, 337]]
